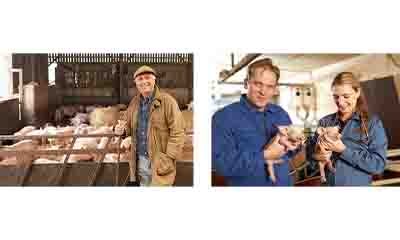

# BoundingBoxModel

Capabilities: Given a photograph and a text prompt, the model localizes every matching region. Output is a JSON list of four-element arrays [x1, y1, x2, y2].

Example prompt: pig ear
[[277, 125, 289, 133]]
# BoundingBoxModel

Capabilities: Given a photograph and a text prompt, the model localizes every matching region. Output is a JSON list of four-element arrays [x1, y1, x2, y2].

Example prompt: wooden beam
[[218, 53, 261, 83]]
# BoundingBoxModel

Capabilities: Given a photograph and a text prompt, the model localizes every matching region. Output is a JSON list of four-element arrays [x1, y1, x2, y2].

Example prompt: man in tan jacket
[[115, 65, 185, 186]]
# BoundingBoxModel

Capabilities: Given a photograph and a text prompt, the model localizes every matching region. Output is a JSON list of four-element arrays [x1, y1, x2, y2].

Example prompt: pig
[[85, 105, 101, 114], [265, 125, 305, 183], [35, 145, 64, 162], [102, 136, 132, 163], [314, 126, 341, 183], [70, 113, 89, 126], [62, 105, 79, 117], [68, 137, 98, 162], [33, 158, 60, 164], [94, 127, 114, 162], [14, 126, 36, 136], [54, 126, 76, 147], [67, 126, 114, 162], [0, 140, 39, 166]]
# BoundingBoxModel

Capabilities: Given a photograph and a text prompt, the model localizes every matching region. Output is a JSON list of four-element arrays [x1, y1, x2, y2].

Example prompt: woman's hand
[[320, 135, 346, 153]]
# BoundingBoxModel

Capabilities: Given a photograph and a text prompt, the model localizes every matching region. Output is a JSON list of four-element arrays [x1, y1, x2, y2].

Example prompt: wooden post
[[119, 53, 123, 103]]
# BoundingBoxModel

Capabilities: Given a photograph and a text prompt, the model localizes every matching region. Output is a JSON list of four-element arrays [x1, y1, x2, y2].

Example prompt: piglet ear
[[277, 125, 289, 134], [316, 127, 324, 135]]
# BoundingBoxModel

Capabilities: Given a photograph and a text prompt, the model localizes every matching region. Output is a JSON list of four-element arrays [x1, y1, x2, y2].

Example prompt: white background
[[1, 1, 400, 239]]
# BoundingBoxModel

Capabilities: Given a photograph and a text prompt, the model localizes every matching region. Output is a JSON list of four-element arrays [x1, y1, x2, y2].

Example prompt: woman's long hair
[[332, 72, 369, 140]]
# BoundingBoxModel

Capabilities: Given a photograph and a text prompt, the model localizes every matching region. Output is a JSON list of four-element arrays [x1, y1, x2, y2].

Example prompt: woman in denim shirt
[[306, 72, 388, 186]]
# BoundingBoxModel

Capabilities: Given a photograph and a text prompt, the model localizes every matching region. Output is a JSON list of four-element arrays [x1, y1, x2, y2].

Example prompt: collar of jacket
[[240, 94, 280, 114], [334, 111, 361, 123], [140, 92, 154, 104], [137, 85, 162, 108]]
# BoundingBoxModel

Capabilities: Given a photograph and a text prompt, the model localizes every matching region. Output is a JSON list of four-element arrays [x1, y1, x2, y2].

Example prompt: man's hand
[[284, 140, 302, 151], [263, 135, 287, 161]]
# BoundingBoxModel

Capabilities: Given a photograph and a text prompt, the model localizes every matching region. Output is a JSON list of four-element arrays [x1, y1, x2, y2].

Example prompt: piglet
[[266, 125, 305, 183], [314, 126, 340, 183]]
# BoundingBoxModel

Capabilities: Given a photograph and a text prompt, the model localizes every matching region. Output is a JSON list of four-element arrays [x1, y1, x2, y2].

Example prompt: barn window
[[0, 54, 13, 98], [48, 62, 57, 86]]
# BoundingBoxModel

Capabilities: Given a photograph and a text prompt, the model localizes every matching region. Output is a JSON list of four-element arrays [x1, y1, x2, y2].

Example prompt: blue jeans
[[138, 155, 152, 186]]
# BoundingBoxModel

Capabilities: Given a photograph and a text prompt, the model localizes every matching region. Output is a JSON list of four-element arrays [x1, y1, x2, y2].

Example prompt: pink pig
[[314, 126, 341, 183], [266, 125, 305, 183]]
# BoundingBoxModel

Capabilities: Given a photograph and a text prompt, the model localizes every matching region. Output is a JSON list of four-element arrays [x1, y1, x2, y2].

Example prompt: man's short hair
[[246, 58, 280, 83]]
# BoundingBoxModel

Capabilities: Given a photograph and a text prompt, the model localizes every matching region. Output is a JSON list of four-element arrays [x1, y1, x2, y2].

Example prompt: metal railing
[[0, 133, 128, 186], [48, 53, 193, 64]]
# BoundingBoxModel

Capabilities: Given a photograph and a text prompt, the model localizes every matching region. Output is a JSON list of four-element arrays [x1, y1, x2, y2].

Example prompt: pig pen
[[0, 133, 129, 186], [0, 53, 194, 186], [0, 132, 193, 186]]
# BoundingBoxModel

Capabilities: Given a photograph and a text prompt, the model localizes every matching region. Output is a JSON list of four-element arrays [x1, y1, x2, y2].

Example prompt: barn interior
[[212, 53, 400, 186], [0, 53, 193, 186]]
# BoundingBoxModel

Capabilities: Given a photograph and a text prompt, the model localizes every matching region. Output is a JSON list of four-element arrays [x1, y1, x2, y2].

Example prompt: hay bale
[[89, 106, 119, 128]]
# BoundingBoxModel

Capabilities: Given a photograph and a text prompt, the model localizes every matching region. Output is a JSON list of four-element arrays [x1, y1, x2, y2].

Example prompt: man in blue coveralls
[[212, 58, 300, 186]]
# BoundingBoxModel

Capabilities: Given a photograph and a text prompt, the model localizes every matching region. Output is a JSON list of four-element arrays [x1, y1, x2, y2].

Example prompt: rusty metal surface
[[0, 133, 193, 186], [0, 148, 125, 157], [174, 161, 193, 187], [0, 162, 130, 186], [0, 133, 120, 141], [48, 53, 193, 65], [218, 54, 261, 83], [0, 161, 193, 186]]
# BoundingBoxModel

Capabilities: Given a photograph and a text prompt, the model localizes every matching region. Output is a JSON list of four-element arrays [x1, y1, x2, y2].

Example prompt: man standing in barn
[[115, 65, 185, 186], [212, 58, 301, 186]]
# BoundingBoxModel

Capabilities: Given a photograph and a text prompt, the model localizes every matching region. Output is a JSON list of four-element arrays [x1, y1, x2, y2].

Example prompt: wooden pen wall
[[11, 54, 49, 127], [50, 53, 193, 109], [12, 54, 48, 89], [361, 75, 400, 149]]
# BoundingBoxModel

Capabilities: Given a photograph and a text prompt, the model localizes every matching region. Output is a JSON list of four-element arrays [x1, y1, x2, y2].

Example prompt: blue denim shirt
[[306, 112, 387, 186], [212, 95, 298, 186], [136, 93, 154, 157]]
